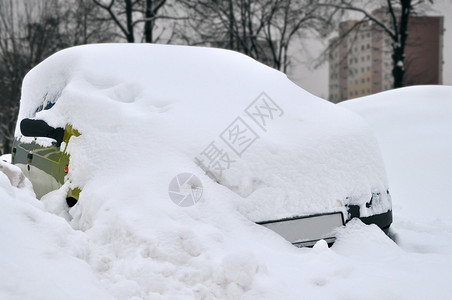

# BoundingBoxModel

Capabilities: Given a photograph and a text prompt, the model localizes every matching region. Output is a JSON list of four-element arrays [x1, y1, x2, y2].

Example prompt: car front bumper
[[257, 208, 393, 247]]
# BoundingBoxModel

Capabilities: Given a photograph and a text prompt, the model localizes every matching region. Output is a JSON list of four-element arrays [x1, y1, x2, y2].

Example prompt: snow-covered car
[[11, 44, 392, 247]]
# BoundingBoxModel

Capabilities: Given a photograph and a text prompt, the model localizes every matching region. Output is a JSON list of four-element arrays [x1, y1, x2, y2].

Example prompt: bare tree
[[143, 0, 169, 42], [180, 0, 336, 72], [65, 0, 116, 45], [319, 0, 433, 89], [91, 0, 180, 43], [0, 0, 38, 153]]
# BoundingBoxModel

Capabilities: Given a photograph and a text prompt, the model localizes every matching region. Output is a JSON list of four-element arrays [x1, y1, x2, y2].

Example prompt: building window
[[367, 77, 370, 82], [367, 55, 370, 60], [361, 78, 365, 83]]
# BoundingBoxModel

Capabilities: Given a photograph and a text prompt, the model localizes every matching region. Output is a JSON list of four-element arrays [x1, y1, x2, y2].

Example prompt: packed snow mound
[[0, 164, 111, 299], [340, 85, 452, 224], [18, 44, 389, 221], [12, 44, 390, 298], [0, 160, 32, 190], [5, 50, 452, 298]]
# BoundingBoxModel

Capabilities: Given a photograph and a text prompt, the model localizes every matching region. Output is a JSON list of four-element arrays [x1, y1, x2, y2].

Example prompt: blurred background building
[[328, 10, 444, 103]]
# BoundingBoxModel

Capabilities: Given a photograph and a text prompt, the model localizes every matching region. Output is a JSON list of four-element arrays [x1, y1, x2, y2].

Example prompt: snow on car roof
[[17, 43, 389, 222]]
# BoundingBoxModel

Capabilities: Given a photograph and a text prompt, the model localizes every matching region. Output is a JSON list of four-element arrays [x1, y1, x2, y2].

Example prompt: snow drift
[[6, 44, 397, 298], [17, 43, 390, 222], [1, 43, 451, 298]]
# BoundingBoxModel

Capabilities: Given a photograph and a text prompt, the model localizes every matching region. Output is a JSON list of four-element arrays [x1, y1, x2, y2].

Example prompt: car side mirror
[[20, 118, 64, 147]]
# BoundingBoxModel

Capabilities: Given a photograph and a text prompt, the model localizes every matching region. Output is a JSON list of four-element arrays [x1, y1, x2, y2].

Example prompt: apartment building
[[328, 11, 443, 103]]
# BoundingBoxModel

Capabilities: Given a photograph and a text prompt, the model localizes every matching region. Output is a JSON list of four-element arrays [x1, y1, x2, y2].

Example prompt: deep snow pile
[[2, 154, 452, 299], [17, 44, 390, 222], [11, 43, 392, 298], [2, 44, 452, 299], [0, 161, 112, 299]]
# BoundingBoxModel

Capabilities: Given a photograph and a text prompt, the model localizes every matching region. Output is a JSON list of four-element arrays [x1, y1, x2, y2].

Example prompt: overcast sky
[[289, 0, 452, 99]]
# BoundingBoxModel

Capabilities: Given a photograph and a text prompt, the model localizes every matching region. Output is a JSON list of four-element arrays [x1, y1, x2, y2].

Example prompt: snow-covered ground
[[339, 86, 452, 298], [1, 44, 452, 298]]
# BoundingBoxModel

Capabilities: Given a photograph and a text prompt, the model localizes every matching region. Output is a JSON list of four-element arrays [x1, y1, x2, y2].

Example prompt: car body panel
[[12, 124, 80, 200]]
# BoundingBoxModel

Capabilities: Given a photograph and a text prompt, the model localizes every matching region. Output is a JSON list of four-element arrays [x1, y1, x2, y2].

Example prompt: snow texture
[[2, 45, 451, 299], [340, 85, 452, 225], [16, 43, 390, 221]]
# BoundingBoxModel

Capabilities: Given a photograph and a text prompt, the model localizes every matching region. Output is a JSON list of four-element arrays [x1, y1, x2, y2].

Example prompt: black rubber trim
[[351, 210, 393, 231], [66, 197, 78, 208]]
